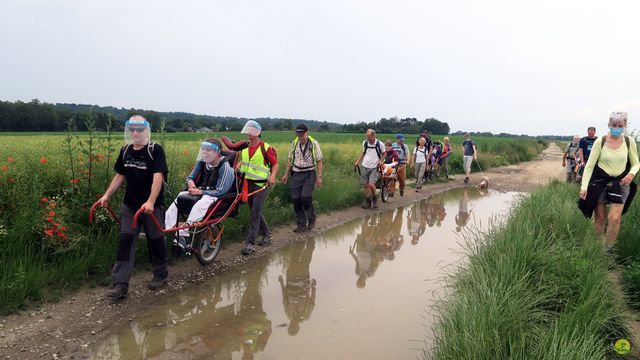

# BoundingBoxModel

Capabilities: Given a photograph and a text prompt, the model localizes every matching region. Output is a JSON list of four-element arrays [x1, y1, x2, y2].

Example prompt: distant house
[[196, 127, 212, 133]]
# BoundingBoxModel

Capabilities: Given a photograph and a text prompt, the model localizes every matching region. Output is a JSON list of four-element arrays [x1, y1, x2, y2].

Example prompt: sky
[[1, 0, 640, 136]]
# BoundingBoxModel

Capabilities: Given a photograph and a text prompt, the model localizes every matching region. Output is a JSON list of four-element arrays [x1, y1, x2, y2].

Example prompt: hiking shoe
[[148, 276, 167, 290], [258, 233, 272, 246], [175, 235, 187, 249], [464, 176, 469, 183], [372, 196, 378, 209], [307, 221, 315, 231], [293, 224, 308, 233], [389, 192, 394, 197], [241, 244, 255, 255], [362, 198, 372, 209], [107, 286, 127, 301], [400, 190, 404, 196]]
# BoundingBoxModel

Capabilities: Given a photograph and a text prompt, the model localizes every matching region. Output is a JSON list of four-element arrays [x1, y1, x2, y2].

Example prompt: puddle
[[91, 188, 519, 359]]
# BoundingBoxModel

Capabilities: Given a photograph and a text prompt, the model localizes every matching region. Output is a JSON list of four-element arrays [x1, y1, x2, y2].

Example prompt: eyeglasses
[[129, 128, 146, 133]]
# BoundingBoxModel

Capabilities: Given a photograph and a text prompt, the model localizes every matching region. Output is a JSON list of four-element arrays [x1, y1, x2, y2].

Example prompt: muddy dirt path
[[0, 143, 566, 359]]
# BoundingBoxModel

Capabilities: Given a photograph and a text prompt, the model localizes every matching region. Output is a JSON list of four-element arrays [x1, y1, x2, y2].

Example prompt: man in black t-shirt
[[97, 115, 169, 300]]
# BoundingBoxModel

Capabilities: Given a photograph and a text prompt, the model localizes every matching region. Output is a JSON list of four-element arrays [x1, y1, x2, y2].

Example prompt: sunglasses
[[128, 128, 147, 133]]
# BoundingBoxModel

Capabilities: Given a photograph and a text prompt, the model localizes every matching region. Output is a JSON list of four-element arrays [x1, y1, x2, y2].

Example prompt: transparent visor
[[196, 142, 220, 163], [124, 119, 151, 145], [240, 122, 261, 137]]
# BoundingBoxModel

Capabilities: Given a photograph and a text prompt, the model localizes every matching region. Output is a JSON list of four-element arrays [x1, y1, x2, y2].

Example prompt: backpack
[[415, 147, 427, 161], [363, 140, 383, 159], [122, 141, 156, 161]]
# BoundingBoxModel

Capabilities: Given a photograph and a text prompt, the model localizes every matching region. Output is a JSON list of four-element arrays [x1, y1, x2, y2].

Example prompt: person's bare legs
[[593, 203, 606, 240], [605, 204, 624, 247]]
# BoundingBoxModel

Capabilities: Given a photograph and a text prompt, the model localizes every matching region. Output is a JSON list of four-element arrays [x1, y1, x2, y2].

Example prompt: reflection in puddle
[[92, 188, 518, 359]]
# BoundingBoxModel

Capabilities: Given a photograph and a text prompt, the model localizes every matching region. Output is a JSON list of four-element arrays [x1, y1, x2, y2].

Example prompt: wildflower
[[70, 178, 79, 185], [6, 156, 14, 163], [48, 211, 56, 217], [183, 149, 190, 157], [8, 178, 15, 183], [1, 166, 7, 172], [40, 157, 48, 164], [41, 197, 49, 203], [44, 229, 55, 237], [46, 217, 54, 223], [48, 202, 57, 209]]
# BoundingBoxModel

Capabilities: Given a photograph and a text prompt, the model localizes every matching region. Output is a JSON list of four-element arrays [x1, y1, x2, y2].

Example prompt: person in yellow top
[[579, 111, 639, 250]]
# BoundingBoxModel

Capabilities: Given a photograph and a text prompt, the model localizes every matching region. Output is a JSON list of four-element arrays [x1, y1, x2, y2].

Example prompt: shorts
[[597, 183, 630, 204], [463, 155, 473, 172], [360, 166, 378, 185]]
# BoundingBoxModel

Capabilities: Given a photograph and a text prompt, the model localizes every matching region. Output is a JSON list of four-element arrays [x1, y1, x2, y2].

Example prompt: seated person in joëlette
[[164, 139, 235, 248]]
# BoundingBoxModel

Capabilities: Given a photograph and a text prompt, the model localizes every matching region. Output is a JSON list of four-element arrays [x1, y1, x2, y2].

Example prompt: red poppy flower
[[44, 229, 55, 237], [40, 157, 47, 164], [6, 156, 15, 163], [46, 217, 54, 223], [70, 178, 79, 185], [48, 211, 56, 217], [1, 166, 7, 172], [41, 198, 49, 203]]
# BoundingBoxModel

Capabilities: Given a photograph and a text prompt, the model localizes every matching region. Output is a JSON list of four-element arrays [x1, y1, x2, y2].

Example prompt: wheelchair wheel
[[381, 181, 389, 202], [193, 225, 222, 265]]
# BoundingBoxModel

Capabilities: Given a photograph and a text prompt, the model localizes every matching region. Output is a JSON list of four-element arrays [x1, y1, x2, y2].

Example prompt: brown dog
[[477, 179, 489, 190]]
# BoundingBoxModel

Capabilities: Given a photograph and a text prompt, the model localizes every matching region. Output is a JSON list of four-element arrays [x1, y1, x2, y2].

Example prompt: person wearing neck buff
[[578, 112, 639, 251], [97, 115, 169, 300], [164, 139, 235, 249], [238, 120, 279, 255]]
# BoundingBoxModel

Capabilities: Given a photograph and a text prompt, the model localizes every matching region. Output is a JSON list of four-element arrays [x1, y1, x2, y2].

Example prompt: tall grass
[[426, 181, 627, 359], [0, 131, 545, 313]]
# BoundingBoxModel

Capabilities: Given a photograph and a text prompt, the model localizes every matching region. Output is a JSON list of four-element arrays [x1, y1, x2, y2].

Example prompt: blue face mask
[[609, 127, 625, 137]]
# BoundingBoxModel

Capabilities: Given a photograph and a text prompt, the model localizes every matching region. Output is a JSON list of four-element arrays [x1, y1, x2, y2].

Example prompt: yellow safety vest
[[240, 143, 272, 182], [291, 136, 317, 167]]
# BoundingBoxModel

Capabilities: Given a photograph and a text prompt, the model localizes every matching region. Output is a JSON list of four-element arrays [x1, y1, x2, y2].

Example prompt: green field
[[0, 131, 546, 313]]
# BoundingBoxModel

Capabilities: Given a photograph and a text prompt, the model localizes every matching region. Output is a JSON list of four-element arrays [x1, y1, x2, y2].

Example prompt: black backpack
[[363, 140, 383, 159]]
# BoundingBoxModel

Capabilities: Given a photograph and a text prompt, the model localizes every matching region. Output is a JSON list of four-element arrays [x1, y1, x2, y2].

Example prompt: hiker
[[97, 115, 169, 300], [461, 133, 477, 183], [578, 126, 598, 181], [440, 136, 452, 179], [281, 124, 323, 233], [410, 137, 428, 192], [354, 129, 386, 209], [164, 139, 235, 249], [383, 140, 400, 197], [394, 134, 410, 196], [238, 120, 278, 255], [415, 129, 433, 155], [431, 140, 443, 179], [562, 135, 581, 182], [579, 112, 639, 251]]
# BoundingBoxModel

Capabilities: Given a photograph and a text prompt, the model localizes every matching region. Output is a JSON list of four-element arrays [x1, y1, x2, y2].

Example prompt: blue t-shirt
[[579, 136, 598, 161], [462, 139, 475, 156]]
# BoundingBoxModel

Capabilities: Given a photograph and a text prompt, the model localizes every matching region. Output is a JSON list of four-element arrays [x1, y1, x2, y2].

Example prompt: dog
[[477, 179, 489, 190]]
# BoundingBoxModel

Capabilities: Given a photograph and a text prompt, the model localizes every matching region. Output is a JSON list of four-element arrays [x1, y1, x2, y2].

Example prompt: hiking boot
[[362, 198, 372, 209], [107, 286, 127, 301], [293, 224, 308, 233], [241, 244, 255, 255], [148, 276, 167, 290], [372, 196, 378, 209], [258, 233, 272, 246], [400, 190, 404, 196], [464, 176, 469, 183], [307, 221, 315, 231]]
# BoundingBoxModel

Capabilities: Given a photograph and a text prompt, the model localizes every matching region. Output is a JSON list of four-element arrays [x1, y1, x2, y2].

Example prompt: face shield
[[124, 118, 151, 145], [196, 142, 220, 163], [240, 120, 262, 137]]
